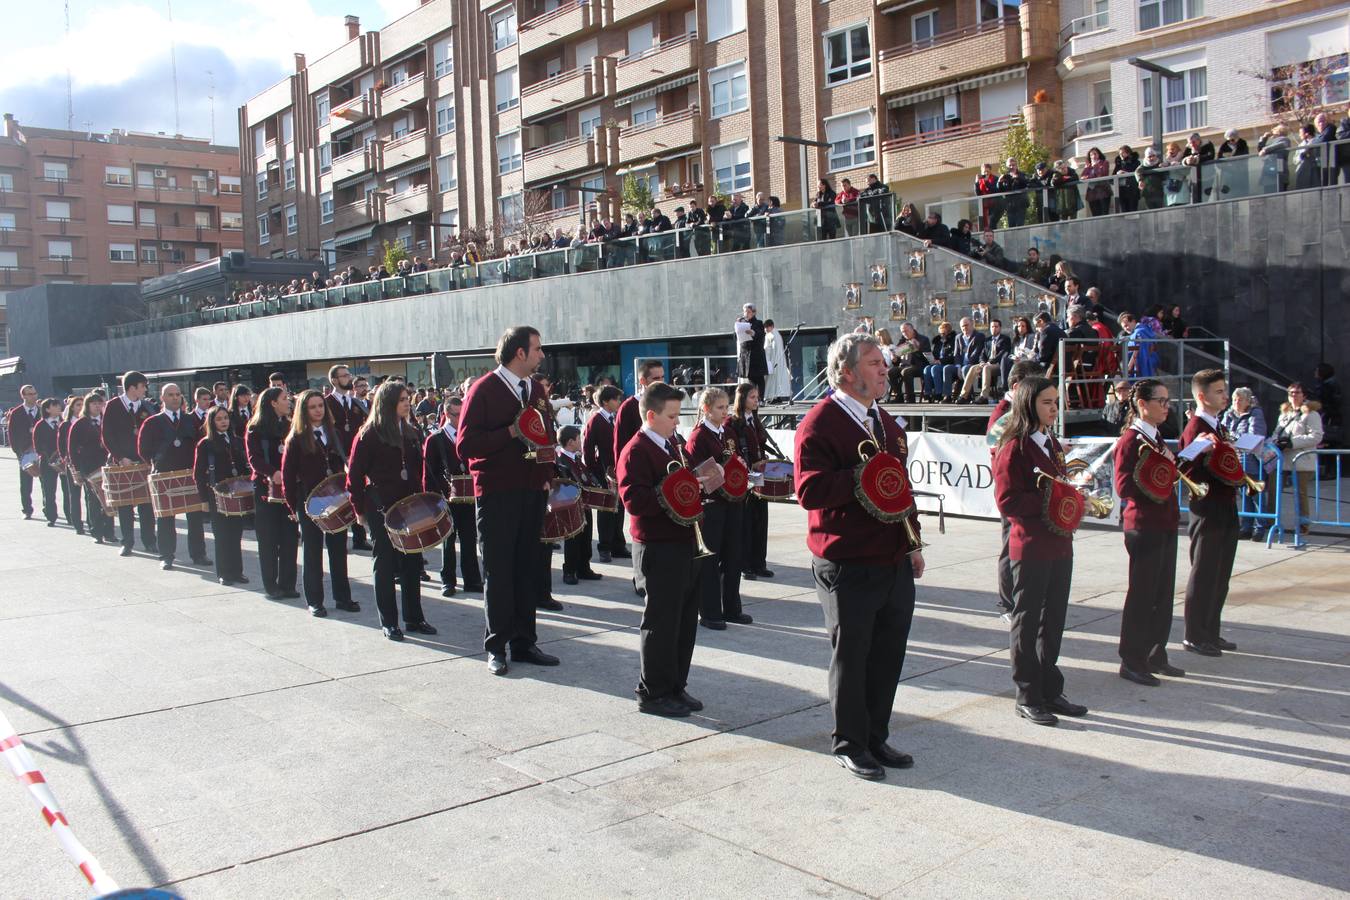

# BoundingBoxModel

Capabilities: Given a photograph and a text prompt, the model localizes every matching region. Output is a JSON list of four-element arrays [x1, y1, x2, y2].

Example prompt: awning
[[655, 148, 701, 163], [0, 356, 24, 377], [384, 159, 431, 180], [886, 64, 1027, 109], [614, 73, 699, 106], [334, 225, 376, 246]]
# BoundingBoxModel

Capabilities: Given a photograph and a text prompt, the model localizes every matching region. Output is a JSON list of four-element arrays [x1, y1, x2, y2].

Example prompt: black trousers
[[60, 472, 79, 528], [210, 509, 244, 582], [155, 510, 207, 562], [17, 464, 34, 516], [118, 503, 156, 551], [478, 489, 546, 655], [635, 539, 702, 699], [365, 500, 425, 629], [996, 517, 1013, 610], [699, 502, 744, 621], [85, 484, 114, 541], [254, 493, 298, 592], [1009, 554, 1073, 706], [1184, 511, 1239, 645], [440, 503, 482, 588], [563, 510, 594, 576], [812, 555, 916, 757], [300, 513, 351, 609], [596, 507, 626, 553], [350, 521, 369, 548], [741, 494, 768, 573], [38, 467, 58, 523], [1119, 529, 1178, 670]]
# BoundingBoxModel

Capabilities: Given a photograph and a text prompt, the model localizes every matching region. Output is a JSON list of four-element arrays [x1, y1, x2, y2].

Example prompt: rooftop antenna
[[166, 0, 181, 134], [206, 69, 215, 143], [64, 0, 74, 131]]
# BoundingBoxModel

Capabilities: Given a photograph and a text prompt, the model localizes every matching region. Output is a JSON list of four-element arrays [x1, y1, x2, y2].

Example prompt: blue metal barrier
[[1174, 442, 1283, 547], [1291, 450, 1348, 548]]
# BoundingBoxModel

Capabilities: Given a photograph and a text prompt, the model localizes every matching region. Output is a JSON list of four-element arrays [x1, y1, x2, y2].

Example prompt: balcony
[[521, 68, 597, 122], [612, 0, 663, 25], [518, 0, 595, 56], [617, 105, 701, 165], [332, 146, 374, 182], [0, 227, 31, 247], [384, 185, 430, 221], [0, 189, 30, 209], [37, 256, 87, 279], [332, 197, 376, 232], [137, 183, 220, 205], [331, 93, 372, 127], [256, 139, 278, 168], [380, 73, 426, 117], [33, 177, 84, 198], [383, 129, 429, 170], [0, 265, 35, 288], [35, 217, 87, 237], [878, 15, 1022, 95], [523, 134, 601, 184], [614, 33, 697, 96], [881, 114, 1021, 180]]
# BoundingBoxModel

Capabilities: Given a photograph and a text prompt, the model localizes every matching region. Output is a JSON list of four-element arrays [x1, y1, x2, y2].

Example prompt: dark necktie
[[518, 379, 529, 406], [866, 406, 885, 447]]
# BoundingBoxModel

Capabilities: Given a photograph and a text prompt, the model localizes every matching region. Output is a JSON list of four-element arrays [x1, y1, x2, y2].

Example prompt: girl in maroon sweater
[[283, 390, 355, 617], [993, 377, 1087, 726], [686, 387, 750, 630], [246, 387, 299, 600], [58, 395, 84, 533]]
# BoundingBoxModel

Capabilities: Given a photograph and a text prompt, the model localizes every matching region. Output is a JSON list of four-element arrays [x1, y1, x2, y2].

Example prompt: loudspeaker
[[430, 352, 449, 389]]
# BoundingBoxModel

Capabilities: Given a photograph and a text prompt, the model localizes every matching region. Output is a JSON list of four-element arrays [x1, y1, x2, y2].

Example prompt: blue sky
[[0, 0, 418, 146]]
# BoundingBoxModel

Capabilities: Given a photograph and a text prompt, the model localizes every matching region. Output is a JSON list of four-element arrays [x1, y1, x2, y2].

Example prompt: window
[[579, 105, 601, 138], [388, 65, 408, 87], [437, 153, 457, 192], [141, 246, 157, 263], [106, 203, 133, 224], [1141, 66, 1207, 135], [316, 90, 330, 125], [0, 173, 12, 191], [284, 159, 296, 189], [712, 141, 751, 192], [43, 161, 69, 181], [222, 211, 243, 230], [220, 175, 242, 195], [191, 174, 209, 191], [914, 97, 947, 135], [707, 0, 746, 42], [256, 173, 269, 201], [912, 10, 937, 44], [1140, 0, 1202, 31], [320, 192, 334, 223], [286, 204, 298, 234], [105, 165, 132, 186], [47, 201, 72, 221], [253, 124, 267, 157], [824, 25, 871, 86], [491, 8, 517, 51], [318, 143, 332, 174], [194, 247, 210, 262], [109, 242, 136, 262], [436, 97, 456, 135], [195, 210, 211, 228], [47, 240, 73, 259], [825, 110, 875, 171], [138, 169, 154, 187], [709, 61, 749, 117], [979, 0, 1020, 22], [392, 116, 410, 140], [139, 207, 156, 226], [321, 239, 336, 267], [0, 251, 17, 269], [498, 192, 523, 227], [497, 131, 522, 174], [0, 213, 14, 230], [257, 214, 270, 243], [575, 38, 598, 70], [628, 22, 654, 58], [438, 209, 459, 233], [282, 110, 294, 144], [630, 98, 658, 127], [434, 39, 454, 78], [495, 67, 519, 112]]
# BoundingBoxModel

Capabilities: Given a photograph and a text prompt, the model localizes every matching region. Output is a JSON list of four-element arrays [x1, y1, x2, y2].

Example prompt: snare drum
[[541, 482, 585, 542], [580, 483, 619, 513], [213, 476, 256, 517], [84, 470, 111, 515], [265, 478, 288, 504], [448, 473, 475, 505], [150, 469, 209, 517], [754, 460, 796, 502], [305, 472, 356, 534], [20, 451, 40, 477], [102, 463, 152, 510], [383, 492, 453, 554]]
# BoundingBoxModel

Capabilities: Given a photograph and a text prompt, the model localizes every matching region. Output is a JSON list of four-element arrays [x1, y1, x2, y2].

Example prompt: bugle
[[1177, 468, 1209, 499], [666, 451, 715, 560]]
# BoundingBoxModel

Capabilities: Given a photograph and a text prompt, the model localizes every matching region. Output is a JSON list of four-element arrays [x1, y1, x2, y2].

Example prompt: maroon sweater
[[582, 409, 617, 480], [795, 397, 922, 565], [69, 417, 106, 477], [987, 397, 1011, 434], [245, 423, 289, 493], [137, 411, 201, 473], [618, 429, 694, 544], [1179, 414, 1237, 518], [685, 422, 734, 506], [613, 395, 642, 466], [1114, 427, 1180, 532], [346, 424, 424, 513], [57, 419, 75, 461], [102, 395, 151, 463], [457, 372, 552, 495], [325, 393, 366, 450], [193, 434, 248, 504], [281, 427, 346, 514], [6, 405, 39, 456], [32, 419, 60, 466], [993, 434, 1073, 561]]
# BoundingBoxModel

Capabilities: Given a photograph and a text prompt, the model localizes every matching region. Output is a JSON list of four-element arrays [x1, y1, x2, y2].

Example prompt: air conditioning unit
[[161, 241, 173, 250], [154, 168, 167, 178]]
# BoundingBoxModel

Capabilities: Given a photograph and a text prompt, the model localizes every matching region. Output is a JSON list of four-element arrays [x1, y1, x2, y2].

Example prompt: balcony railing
[[614, 32, 697, 95], [523, 133, 599, 181], [878, 14, 1017, 60], [33, 177, 83, 197], [383, 129, 429, 170], [518, 0, 593, 55], [385, 184, 430, 221], [1062, 113, 1114, 145], [1059, 10, 1109, 46], [617, 105, 700, 164], [331, 93, 371, 125], [521, 67, 595, 120], [882, 114, 1020, 153], [380, 73, 426, 115]]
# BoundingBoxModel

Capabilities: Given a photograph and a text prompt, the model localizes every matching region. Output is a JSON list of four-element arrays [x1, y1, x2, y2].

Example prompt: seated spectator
[[894, 202, 922, 237], [958, 316, 1011, 403], [1065, 304, 1098, 376], [922, 321, 957, 402], [1048, 259, 1074, 294], [916, 211, 951, 248], [1005, 316, 1036, 386], [1032, 311, 1066, 378], [1102, 379, 1132, 431], [971, 228, 1007, 270], [950, 219, 975, 256], [888, 322, 930, 403], [997, 158, 1030, 227], [1017, 246, 1050, 285]]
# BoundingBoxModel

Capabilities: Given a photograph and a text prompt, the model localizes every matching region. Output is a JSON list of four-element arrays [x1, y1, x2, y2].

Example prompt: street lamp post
[[774, 135, 831, 210], [1127, 57, 1183, 157]]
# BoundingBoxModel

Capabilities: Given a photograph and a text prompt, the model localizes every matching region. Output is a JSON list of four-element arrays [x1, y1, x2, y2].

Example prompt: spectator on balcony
[[1049, 159, 1082, 221], [1082, 148, 1112, 216], [1163, 141, 1189, 206], [835, 177, 860, 236], [1182, 131, 1215, 202], [1029, 161, 1053, 221], [859, 173, 893, 233], [412, 256, 429, 272], [971, 228, 1008, 270], [621, 213, 639, 237], [888, 322, 931, 403], [1214, 128, 1252, 198], [1218, 128, 1249, 159], [1032, 311, 1065, 379], [1135, 146, 1167, 209], [1113, 145, 1141, 212], [894, 202, 922, 237], [1257, 124, 1291, 193], [916, 210, 951, 248], [975, 162, 1002, 230], [998, 158, 1031, 227], [766, 196, 785, 246], [949, 219, 974, 256], [1048, 259, 1074, 295], [923, 321, 958, 403], [648, 206, 672, 231], [552, 228, 570, 249], [745, 192, 769, 247], [687, 198, 710, 255], [727, 192, 752, 250], [707, 193, 727, 226], [814, 178, 839, 240], [1294, 123, 1322, 190], [463, 242, 482, 264], [1017, 246, 1050, 285], [1336, 108, 1350, 185]]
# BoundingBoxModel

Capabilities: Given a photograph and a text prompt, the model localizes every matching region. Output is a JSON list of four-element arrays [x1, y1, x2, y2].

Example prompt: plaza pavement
[[0, 463, 1347, 898]]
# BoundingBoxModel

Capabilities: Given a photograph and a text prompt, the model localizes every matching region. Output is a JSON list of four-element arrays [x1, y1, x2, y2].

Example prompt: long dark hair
[[358, 380, 409, 447], [732, 381, 758, 420], [287, 389, 335, 456], [1122, 378, 1166, 434], [229, 383, 252, 413], [998, 376, 1054, 447], [248, 386, 287, 435], [204, 405, 231, 440]]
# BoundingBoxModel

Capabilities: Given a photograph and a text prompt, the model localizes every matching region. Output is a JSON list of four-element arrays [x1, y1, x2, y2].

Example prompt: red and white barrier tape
[[0, 709, 119, 896]]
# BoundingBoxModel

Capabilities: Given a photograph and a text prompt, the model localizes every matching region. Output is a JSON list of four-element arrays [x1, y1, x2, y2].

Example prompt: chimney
[[344, 15, 360, 41], [294, 53, 307, 72], [2, 113, 16, 139]]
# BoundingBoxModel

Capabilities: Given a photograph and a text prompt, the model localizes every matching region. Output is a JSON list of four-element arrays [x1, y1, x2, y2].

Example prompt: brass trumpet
[[1033, 467, 1114, 518]]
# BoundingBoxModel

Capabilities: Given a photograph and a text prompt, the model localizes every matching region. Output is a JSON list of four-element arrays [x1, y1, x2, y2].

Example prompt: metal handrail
[[620, 105, 699, 136], [617, 32, 695, 67], [883, 114, 1021, 152], [878, 14, 1017, 59], [1290, 450, 1348, 547]]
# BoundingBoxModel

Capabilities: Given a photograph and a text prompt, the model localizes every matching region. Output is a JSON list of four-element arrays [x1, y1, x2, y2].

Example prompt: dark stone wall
[[5, 285, 142, 396]]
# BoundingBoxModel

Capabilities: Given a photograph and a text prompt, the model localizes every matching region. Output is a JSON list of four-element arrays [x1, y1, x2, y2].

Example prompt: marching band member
[[729, 383, 773, 581], [555, 425, 602, 585], [986, 360, 1046, 618], [6, 384, 40, 519], [283, 389, 356, 617], [189, 387, 216, 430], [612, 359, 665, 552], [58, 395, 84, 534], [326, 365, 372, 551], [31, 398, 63, 526], [423, 396, 482, 597], [532, 373, 565, 612], [795, 333, 923, 780], [582, 385, 624, 562], [458, 326, 558, 674], [102, 371, 157, 557], [194, 406, 248, 585], [993, 376, 1088, 726], [138, 383, 210, 570], [618, 382, 715, 717], [212, 381, 230, 409], [228, 384, 253, 440], [70, 393, 114, 544], [347, 381, 434, 641], [1114, 378, 1185, 686], [246, 387, 300, 600], [686, 387, 751, 629]]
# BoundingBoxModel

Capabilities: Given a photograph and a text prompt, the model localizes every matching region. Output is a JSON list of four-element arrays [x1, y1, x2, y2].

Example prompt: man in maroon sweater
[[986, 360, 1044, 618], [326, 364, 372, 551], [612, 359, 665, 498], [7, 384, 40, 518], [458, 326, 559, 676], [618, 382, 717, 717], [1179, 369, 1240, 657], [138, 383, 210, 570], [583, 384, 624, 561], [795, 333, 925, 781], [103, 371, 157, 556]]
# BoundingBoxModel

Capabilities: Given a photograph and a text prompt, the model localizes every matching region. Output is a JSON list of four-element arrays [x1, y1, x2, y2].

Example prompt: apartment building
[[1058, 0, 1348, 160], [0, 115, 244, 298], [239, 0, 1063, 267]]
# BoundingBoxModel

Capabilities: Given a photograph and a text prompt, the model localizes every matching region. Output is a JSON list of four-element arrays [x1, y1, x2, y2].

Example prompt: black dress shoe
[[405, 621, 437, 635], [1150, 661, 1186, 677], [537, 596, 564, 611], [144, 543, 159, 554], [563, 573, 579, 585], [1016, 704, 1059, 726], [119, 545, 133, 557], [236, 575, 250, 584], [638, 695, 689, 718], [335, 600, 360, 612], [674, 689, 703, 712], [441, 585, 457, 598], [1183, 640, 1222, 657], [742, 570, 758, 581], [281, 589, 301, 600], [265, 590, 284, 600], [309, 606, 328, 618], [193, 557, 212, 567], [419, 571, 431, 582], [47, 520, 56, 528], [633, 578, 646, 598], [1215, 637, 1237, 651], [383, 627, 404, 641], [700, 618, 727, 630], [462, 582, 484, 592], [578, 571, 603, 580], [611, 548, 632, 559], [487, 653, 508, 676], [597, 551, 612, 563], [870, 742, 915, 769], [218, 578, 235, 586], [1119, 664, 1161, 686], [511, 645, 560, 666], [835, 752, 885, 781], [161, 560, 174, 571], [755, 568, 774, 578], [1045, 695, 1088, 717], [23, 511, 32, 520], [727, 613, 753, 625]]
